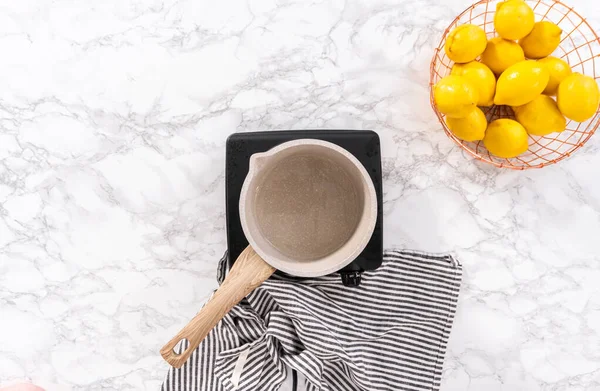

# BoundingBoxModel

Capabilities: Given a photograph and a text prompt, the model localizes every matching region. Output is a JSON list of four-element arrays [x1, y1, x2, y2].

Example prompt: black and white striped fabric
[[162, 250, 462, 391]]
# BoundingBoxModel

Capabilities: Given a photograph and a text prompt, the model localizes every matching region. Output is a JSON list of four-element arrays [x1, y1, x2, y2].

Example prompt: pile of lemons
[[434, 0, 600, 158]]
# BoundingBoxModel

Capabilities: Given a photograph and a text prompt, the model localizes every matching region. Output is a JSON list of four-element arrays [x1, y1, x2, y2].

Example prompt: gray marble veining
[[1, 0, 600, 389]]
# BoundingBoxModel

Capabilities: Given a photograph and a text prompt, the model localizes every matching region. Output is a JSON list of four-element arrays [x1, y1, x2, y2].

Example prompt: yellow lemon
[[494, 0, 535, 40], [444, 24, 488, 63], [514, 95, 566, 135], [557, 73, 600, 122], [446, 107, 487, 141], [484, 119, 529, 158], [451, 62, 496, 106], [538, 56, 572, 95], [519, 21, 562, 59], [481, 37, 525, 75], [494, 60, 549, 106], [434, 75, 479, 118]]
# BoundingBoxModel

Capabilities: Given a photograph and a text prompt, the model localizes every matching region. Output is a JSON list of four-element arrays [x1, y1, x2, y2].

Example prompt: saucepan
[[161, 139, 377, 368]]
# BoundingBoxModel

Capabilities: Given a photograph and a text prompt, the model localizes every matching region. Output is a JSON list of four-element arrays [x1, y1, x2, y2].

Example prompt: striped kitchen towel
[[161, 250, 462, 391]]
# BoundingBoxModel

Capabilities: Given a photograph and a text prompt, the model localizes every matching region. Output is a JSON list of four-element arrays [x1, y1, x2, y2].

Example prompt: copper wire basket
[[430, 0, 600, 169]]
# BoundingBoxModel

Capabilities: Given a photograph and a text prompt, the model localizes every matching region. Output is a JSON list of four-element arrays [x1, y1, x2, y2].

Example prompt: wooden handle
[[160, 246, 275, 368]]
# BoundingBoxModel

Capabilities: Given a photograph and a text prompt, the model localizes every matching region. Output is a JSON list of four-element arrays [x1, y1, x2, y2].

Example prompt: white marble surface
[[1, 0, 600, 390]]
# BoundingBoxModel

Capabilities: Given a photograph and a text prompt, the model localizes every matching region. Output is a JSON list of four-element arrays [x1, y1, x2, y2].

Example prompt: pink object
[[0, 384, 45, 391]]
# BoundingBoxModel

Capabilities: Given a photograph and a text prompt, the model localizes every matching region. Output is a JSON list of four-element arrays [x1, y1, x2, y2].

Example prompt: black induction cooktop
[[225, 130, 383, 286]]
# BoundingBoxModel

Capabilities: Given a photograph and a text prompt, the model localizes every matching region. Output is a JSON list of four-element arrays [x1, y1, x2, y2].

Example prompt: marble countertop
[[1, 0, 600, 389]]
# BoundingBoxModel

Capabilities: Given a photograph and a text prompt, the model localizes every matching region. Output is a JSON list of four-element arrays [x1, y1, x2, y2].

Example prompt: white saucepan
[[161, 139, 377, 368]]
